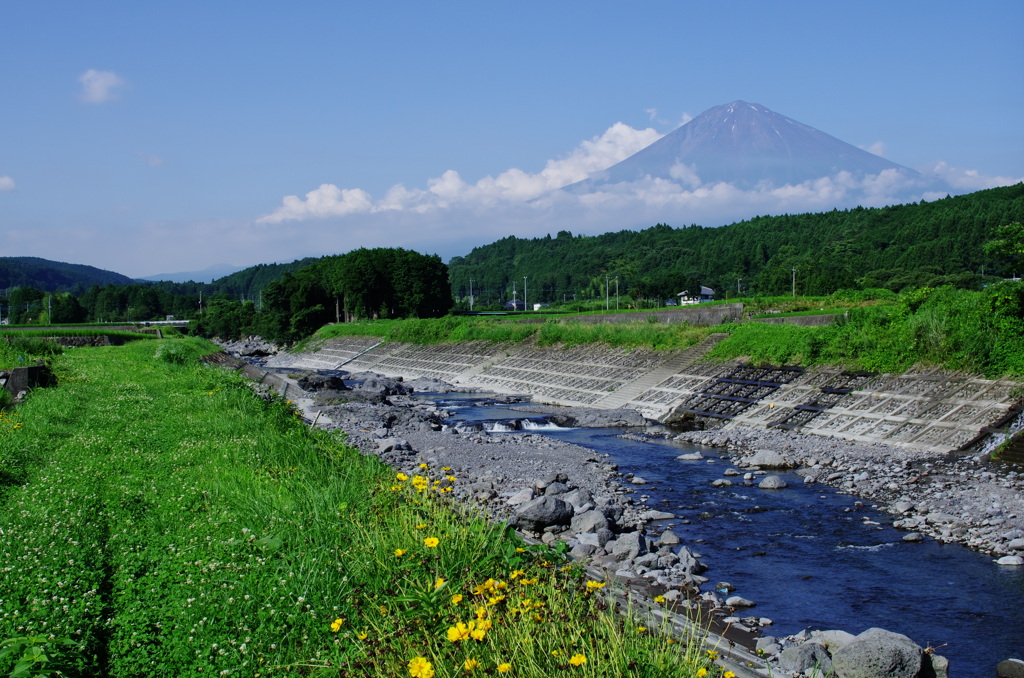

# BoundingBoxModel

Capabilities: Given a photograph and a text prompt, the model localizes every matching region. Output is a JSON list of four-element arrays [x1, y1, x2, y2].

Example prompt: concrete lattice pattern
[[273, 336, 1021, 454]]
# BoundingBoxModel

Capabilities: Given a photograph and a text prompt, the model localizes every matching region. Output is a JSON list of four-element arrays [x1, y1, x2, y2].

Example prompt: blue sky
[[2, 1, 1022, 279]]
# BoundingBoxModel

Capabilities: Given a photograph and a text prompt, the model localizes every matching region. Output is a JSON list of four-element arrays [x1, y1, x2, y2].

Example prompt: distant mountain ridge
[[568, 100, 923, 192], [139, 263, 248, 284], [0, 256, 134, 294]]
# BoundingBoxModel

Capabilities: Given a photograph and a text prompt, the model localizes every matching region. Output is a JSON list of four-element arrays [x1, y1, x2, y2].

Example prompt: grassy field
[[0, 338, 721, 677]]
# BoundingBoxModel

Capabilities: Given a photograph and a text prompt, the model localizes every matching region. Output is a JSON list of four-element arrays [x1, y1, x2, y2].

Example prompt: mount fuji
[[566, 100, 930, 195]]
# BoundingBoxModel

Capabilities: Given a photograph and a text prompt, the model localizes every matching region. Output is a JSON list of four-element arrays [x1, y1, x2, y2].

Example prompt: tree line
[[447, 184, 1024, 308], [191, 248, 451, 343]]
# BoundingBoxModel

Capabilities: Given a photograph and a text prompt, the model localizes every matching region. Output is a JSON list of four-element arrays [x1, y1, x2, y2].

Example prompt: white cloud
[[258, 122, 662, 222], [250, 122, 1023, 266], [927, 161, 1024, 191], [79, 69, 125, 103], [0, 175, 14, 192]]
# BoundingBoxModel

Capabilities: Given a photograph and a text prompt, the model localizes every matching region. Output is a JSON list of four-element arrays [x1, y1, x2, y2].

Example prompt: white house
[[678, 286, 715, 305]]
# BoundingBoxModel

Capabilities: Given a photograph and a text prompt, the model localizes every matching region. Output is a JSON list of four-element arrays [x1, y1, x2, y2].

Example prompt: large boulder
[[747, 449, 795, 469], [571, 509, 610, 534], [997, 658, 1024, 678], [831, 628, 922, 678], [297, 373, 349, 392], [609, 531, 649, 562], [514, 496, 573, 532], [758, 475, 789, 490], [356, 376, 412, 397], [778, 642, 832, 675]]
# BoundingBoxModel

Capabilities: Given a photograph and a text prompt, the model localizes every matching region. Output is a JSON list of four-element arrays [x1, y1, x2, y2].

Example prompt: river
[[438, 395, 1024, 677]]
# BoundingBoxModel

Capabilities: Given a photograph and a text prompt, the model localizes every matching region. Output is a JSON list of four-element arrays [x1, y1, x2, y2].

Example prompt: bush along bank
[[0, 338, 726, 678]]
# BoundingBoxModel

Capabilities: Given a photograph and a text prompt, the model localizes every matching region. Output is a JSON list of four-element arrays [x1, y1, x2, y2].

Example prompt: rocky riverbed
[[270, 368, 968, 677]]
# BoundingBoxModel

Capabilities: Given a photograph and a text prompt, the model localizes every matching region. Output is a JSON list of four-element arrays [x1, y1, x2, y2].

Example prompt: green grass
[[709, 284, 1024, 377], [308, 316, 717, 353], [0, 338, 720, 677]]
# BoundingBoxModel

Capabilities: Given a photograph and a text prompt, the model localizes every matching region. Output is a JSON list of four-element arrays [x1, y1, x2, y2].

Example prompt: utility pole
[[469, 279, 474, 311], [605, 276, 609, 311], [512, 282, 517, 310], [523, 276, 528, 312], [738, 278, 742, 296], [792, 268, 796, 298], [615, 276, 619, 310]]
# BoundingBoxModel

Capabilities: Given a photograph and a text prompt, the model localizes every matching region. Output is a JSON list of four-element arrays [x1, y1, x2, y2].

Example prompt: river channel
[[436, 394, 1024, 677]]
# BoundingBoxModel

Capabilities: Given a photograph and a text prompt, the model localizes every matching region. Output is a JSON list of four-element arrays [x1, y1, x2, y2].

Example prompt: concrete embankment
[[264, 335, 1023, 458]]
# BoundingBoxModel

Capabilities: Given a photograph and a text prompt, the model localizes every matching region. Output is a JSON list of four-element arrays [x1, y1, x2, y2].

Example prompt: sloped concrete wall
[[270, 336, 1022, 455]]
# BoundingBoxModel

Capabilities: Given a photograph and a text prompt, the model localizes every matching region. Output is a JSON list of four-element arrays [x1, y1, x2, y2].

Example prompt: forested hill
[[448, 184, 1024, 307], [201, 258, 318, 301], [0, 257, 134, 294]]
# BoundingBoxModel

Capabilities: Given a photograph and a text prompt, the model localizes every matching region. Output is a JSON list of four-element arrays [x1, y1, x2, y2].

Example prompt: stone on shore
[[830, 627, 922, 678], [514, 496, 573, 532], [570, 509, 610, 534], [748, 449, 795, 469], [778, 642, 832, 675]]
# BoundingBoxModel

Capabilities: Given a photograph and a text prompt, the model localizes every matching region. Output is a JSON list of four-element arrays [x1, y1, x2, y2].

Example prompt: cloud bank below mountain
[[253, 114, 1021, 261]]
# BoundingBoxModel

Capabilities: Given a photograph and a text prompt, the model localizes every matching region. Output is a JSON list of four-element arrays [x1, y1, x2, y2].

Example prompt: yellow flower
[[470, 618, 491, 641], [569, 654, 586, 667], [447, 622, 471, 642], [329, 617, 344, 632], [497, 663, 511, 674], [509, 569, 525, 579], [724, 673, 735, 678], [396, 473, 409, 481], [415, 523, 428, 530], [551, 650, 562, 657], [356, 630, 368, 640], [654, 595, 666, 603], [451, 594, 464, 605], [434, 577, 446, 590], [395, 549, 407, 557], [585, 580, 605, 589], [463, 658, 480, 671], [696, 669, 707, 678], [637, 626, 647, 633], [408, 656, 434, 678], [707, 650, 718, 659], [474, 606, 488, 619], [419, 463, 429, 469], [424, 537, 440, 548]]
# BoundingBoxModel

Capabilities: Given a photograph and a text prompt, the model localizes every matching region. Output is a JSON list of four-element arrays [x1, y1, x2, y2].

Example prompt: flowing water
[[435, 394, 1024, 676]]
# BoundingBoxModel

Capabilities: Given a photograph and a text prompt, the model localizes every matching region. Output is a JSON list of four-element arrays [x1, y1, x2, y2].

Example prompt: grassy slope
[[0, 339, 716, 677], [307, 284, 1024, 379]]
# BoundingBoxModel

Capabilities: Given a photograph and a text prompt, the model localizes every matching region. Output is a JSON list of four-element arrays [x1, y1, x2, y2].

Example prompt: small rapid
[[435, 394, 1024, 677]]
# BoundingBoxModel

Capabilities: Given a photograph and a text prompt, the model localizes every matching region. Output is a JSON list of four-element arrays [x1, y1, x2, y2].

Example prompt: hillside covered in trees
[[448, 184, 1024, 309], [0, 257, 134, 294], [192, 248, 451, 343]]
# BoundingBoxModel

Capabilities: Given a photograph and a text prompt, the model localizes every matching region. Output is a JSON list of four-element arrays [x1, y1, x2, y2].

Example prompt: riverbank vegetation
[[0, 339, 720, 677], [307, 281, 1024, 378]]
